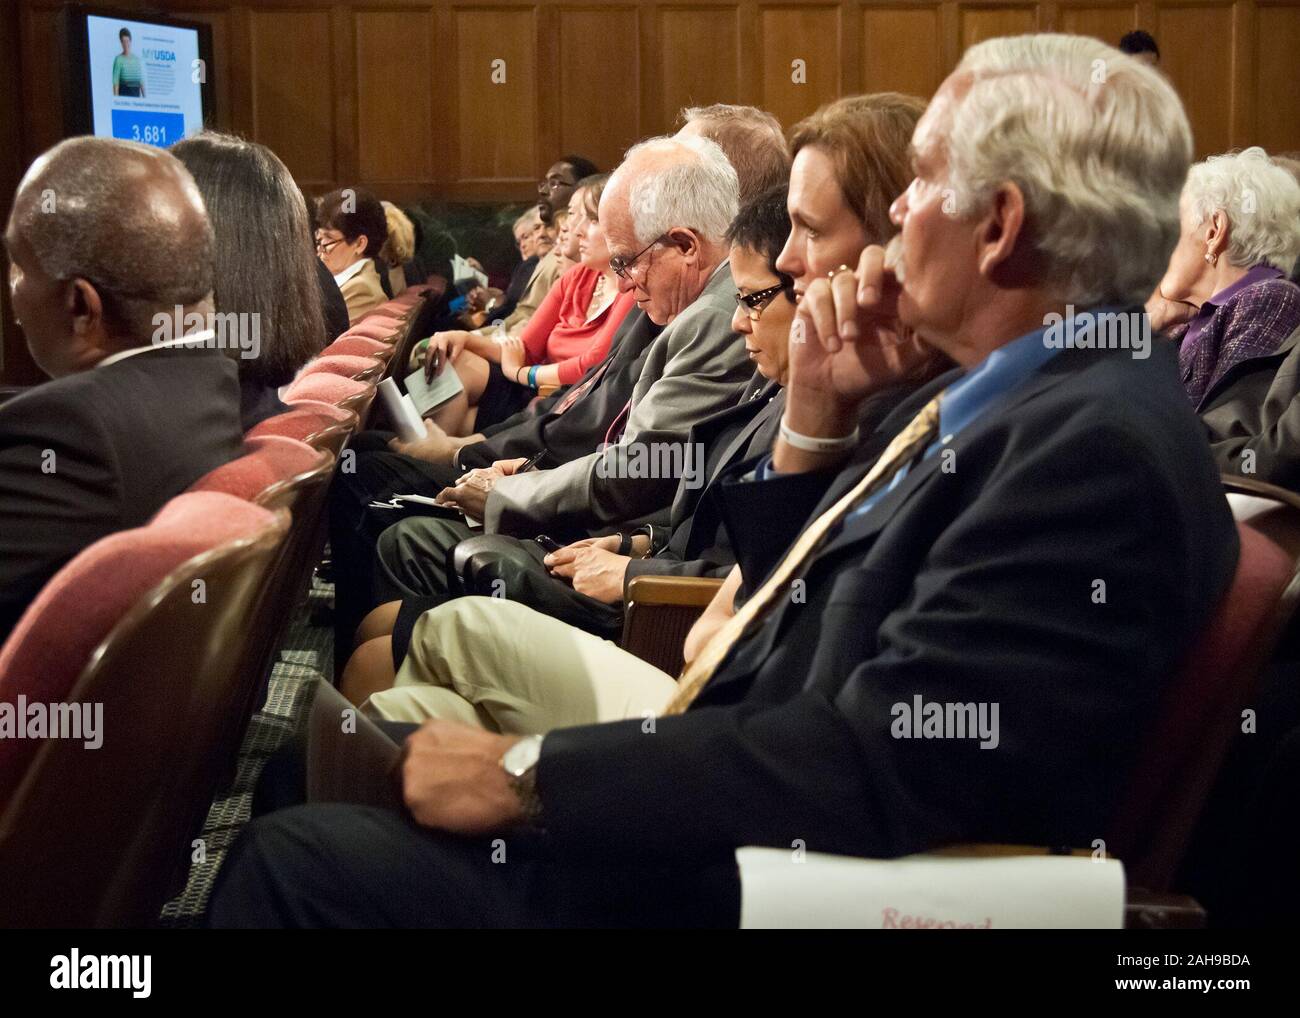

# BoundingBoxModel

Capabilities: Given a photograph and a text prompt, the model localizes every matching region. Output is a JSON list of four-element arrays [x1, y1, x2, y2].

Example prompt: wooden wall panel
[[5, 0, 1298, 381], [861, 6, 945, 98], [557, 7, 642, 170], [455, 7, 538, 181], [170, 7, 235, 133], [250, 9, 337, 185], [1157, 4, 1235, 156], [960, 4, 1040, 49], [759, 5, 842, 128], [659, 7, 741, 127], [19, 6, 66, 159], [355, 10, 435, 182], [1057, 3, 1140, 41], [1254, 3, 1300, 153]]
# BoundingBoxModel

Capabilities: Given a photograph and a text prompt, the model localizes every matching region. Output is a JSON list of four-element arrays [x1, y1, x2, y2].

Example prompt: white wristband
[[779, 417, 859, 453]]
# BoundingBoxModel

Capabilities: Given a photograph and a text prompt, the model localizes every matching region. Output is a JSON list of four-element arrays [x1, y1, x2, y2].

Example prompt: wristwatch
[[500, 734, 545, 829]]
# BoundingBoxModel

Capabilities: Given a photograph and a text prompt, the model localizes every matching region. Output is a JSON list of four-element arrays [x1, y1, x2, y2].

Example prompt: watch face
[[503, 735, 542, 777]]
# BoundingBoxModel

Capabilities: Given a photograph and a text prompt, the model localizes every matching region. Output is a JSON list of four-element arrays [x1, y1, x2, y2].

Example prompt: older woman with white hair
[[1147, 146, 1300, 409]]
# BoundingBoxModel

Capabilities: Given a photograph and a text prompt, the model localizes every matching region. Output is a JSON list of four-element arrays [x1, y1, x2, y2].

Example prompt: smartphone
[[534, 535, 564, 553]]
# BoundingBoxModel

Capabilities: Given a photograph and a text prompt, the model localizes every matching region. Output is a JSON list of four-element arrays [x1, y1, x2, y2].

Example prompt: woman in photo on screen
[[112, 27, 145, 98]]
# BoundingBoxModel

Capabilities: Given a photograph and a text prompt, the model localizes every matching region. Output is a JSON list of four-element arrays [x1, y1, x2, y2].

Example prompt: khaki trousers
[[364, 596, 678, 733]]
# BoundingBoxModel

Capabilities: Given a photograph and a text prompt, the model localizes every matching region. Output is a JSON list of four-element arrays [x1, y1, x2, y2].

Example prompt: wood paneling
[[760, 5, 842, 128], [861, 6, 944, 98], [355, 10, 436, 181], [6, 0, 1299, 379], [250, 9, 337, 184], [170, 8, 235, 133], [14, 0, 1297, 191], [557, 7, 642, 169], [1254, 3, 1300, 153], [20, 6, 65, 158], [960, 4, 1039, 49], [455, 7, 538, 181], [659, 7, 740, 127], [1057, 3, 1140, 42], [1157, 4, 1235, 156]]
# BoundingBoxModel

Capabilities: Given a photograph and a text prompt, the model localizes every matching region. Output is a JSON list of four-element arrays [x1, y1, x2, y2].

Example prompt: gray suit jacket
[[484, 261, 751, 536], [1200, 323, 1300, 489]]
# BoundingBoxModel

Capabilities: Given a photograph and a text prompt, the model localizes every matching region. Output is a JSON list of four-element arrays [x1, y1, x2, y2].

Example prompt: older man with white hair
[[211, 34, 1238, 929], [366, 134, 753, 610]]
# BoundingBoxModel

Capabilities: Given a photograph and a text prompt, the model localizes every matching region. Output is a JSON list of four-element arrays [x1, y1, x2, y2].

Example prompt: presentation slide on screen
[[87, 14, 203, 148]]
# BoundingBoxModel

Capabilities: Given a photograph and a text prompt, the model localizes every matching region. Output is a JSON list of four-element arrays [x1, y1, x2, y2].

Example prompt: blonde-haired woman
[[380, 201, 417, 295]]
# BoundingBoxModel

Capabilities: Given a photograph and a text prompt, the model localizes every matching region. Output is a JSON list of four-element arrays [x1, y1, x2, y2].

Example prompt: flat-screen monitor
[[61, 5, 214, 148]]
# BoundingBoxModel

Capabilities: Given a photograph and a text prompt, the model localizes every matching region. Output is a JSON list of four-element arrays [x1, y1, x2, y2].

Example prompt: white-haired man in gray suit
[[368, 134, 755, 612]]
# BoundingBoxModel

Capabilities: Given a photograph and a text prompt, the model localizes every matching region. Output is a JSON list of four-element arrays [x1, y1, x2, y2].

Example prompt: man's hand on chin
[[400, 720, 526, 835]]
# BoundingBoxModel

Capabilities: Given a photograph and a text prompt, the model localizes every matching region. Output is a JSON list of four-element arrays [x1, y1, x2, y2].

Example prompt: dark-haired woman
[[171, 132, 327, 430], [316, 186, 389, 325]]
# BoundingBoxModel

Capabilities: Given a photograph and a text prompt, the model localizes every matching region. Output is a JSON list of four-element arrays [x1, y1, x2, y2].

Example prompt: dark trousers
[[207, 803, 740, 928], [328, 435, 461, 656], [375, 520, 623, 663]]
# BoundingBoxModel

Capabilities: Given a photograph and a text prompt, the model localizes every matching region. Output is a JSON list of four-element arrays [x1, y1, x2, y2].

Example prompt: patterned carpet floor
[[159, 575, 335, 927]]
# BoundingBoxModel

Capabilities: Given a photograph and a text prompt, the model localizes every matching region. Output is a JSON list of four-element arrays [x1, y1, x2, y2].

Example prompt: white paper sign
[[737, 847, 1125, 929]]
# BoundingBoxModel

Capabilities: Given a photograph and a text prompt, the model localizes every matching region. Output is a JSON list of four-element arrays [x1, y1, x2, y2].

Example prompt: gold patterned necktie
[[662, 394, 943, 715]]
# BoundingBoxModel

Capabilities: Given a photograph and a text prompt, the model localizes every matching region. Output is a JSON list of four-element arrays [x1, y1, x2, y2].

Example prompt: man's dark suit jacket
[[624, 375, 782, 581], [535, 341, 1239, 863], [441, 373, 790, 644], [624, 375, 922, 582], [315, 258, 351, 343], [0, 346, 245, 644]]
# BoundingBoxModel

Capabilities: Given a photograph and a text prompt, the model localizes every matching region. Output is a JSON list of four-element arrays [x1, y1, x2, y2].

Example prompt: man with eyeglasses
[[536, 156, 598, 225], [352, 185, 806, 713], [356, 135, 758, 642]]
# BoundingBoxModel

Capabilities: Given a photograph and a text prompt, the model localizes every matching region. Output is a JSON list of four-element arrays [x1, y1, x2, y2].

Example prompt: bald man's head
[[5, 137, 214, 377]]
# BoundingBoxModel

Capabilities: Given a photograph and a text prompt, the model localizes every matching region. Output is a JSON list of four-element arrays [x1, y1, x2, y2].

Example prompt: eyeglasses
[[609, 236, 667, 280], [735, 282, 791, 321], [538, 174, 577, 195], [315, 235, 345, 255]]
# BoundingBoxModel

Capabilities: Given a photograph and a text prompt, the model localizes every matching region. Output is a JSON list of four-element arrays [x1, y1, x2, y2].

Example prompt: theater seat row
[[0, 287, 432, 927]]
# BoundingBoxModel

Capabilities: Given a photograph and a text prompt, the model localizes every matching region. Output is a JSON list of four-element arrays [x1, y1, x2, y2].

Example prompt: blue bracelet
[[527, 365, 539, 390]]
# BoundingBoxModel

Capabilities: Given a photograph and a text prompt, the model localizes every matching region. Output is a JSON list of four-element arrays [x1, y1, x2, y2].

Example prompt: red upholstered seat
[[347, 318, 403, 341], [187, 434, 329, 507], [282, 371, 369, 407], [295, 354, 383, 382], [246, 400, 357, 454], [1108, 521, 1299, 889], [0, 492, 279, 797], [323, 335, 390, 360]]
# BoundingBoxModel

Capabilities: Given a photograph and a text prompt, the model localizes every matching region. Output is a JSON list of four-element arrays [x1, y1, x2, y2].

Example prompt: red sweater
[[520, 264, 635, 384]]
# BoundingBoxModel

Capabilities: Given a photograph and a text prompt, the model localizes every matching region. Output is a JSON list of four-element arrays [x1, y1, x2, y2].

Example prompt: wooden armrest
[[620, 576, 724, 676], [625, 575, 723, 608], [934, 846, 1207, 928], [1124, 887, 1206, 928]]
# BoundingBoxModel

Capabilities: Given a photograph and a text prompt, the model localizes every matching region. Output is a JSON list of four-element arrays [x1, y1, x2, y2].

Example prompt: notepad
[[404, 365, 465, 417], [736, 847, 1124, 929], [451, 253, 489, 293]]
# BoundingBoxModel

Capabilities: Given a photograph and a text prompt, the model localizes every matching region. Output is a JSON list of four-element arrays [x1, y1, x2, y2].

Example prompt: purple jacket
[[1171, 265, 1300, 409]]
